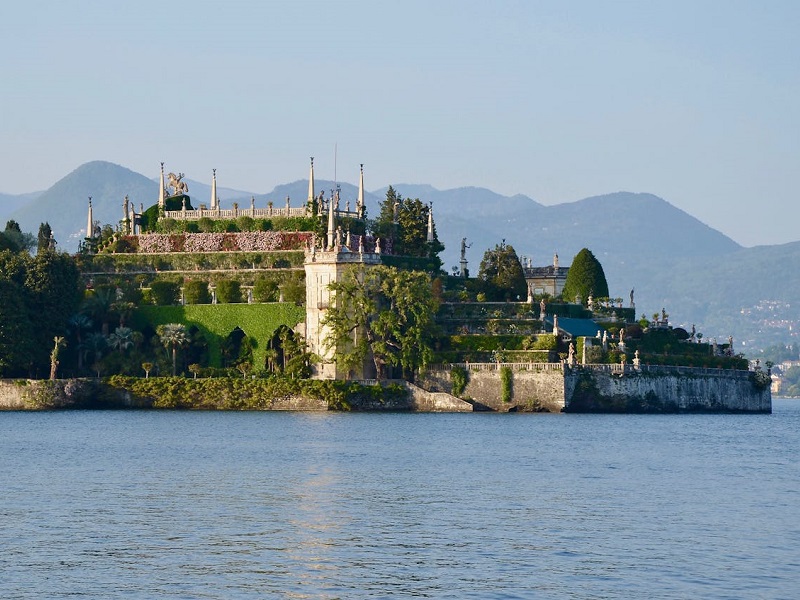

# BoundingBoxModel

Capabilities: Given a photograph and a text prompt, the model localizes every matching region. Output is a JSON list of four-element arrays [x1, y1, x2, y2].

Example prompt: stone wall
[[419, 367, 566, 412], [0, 380, 29, 409], [419, 365, 771, 413], [564, 366, 771, 413]]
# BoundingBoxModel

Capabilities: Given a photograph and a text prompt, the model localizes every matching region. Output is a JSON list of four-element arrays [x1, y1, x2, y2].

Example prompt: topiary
[[561, 248, 609, 304], [216, 279, 242, 303]]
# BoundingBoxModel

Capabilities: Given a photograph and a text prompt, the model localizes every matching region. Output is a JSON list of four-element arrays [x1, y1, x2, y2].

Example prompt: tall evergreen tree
[[37, 222, 52, 254], [561, 248, 609, 303], [371, 187, 444, 261]]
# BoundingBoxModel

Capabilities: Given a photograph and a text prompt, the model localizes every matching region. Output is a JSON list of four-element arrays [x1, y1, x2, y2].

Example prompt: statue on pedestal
[[167, 172, 188, 196]]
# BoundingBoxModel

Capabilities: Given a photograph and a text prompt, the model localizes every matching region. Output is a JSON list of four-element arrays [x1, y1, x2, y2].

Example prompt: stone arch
[[266, 325, 301, 374], [221, 326, 253, 368]]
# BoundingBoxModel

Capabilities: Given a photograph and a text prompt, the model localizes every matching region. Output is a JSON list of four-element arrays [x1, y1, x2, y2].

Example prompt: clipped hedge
[[103, 376, 408, 411], [216, 279, 242, 303], [149, 280, 180, 305], [133, 303, 305, 368], [184, 280, 211, 304]]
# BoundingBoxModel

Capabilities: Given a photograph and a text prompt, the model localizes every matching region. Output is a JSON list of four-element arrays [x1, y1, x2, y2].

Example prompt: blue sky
[[2, 1, 799, 247]]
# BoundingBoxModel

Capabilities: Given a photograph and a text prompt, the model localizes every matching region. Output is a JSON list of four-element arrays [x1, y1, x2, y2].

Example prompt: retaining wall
[[564, 367, 771, 412], [420, 364, 771, 413]]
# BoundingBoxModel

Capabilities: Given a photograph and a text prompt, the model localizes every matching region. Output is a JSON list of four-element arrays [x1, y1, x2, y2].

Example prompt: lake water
[[1, 400, 798, 599]]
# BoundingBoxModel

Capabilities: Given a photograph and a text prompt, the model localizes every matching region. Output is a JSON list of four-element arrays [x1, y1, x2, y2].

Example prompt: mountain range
[[0, 160, 796, 356]]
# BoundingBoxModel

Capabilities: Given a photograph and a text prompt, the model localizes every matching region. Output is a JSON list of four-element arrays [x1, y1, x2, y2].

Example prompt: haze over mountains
[[0, 160, 796, 355]]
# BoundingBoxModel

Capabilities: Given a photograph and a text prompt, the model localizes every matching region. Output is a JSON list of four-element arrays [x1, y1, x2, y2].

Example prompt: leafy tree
[[323, 265, 439, 379], [477, 242, 527, 301], [24, 251, 81, 371], [0, 278, 34, 376], [142, 362, 154, 379], [188, 363, 202, 379], [0, 221, 35, 253], [561, 248, 609, 303], [157, 323, 189, 376]]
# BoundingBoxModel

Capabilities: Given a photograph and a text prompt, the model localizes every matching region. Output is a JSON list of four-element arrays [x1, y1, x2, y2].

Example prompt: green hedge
[[87, 250, 305, 273], [103, 376, 407, 411], [216, 279, 242, 303], [184, 280, 211, 304], [154, 215, 320, 234], [149, 280, 180, 305], [133, 303, 305, 368]]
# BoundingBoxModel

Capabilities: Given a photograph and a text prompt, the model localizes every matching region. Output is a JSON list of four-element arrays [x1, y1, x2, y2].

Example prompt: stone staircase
[[401, 381, 473, 412]]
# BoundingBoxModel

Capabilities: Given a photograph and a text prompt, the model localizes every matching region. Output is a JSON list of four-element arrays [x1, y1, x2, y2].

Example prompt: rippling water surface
[[1, 401, 799, 599]]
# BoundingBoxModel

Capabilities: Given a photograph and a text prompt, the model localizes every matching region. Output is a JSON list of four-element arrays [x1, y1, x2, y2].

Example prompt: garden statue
[[167, 172, 188, 196]]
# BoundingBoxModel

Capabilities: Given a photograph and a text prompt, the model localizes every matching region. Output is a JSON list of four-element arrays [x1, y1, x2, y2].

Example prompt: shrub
[[523, 334, 557, 351], [500, 366, 513, 403], [216, 279, 242, 303], [197, 217, 215, 233], [112, 237, 136, 253], [236, 216, 255, 231], [451, 365, 468, 397], [149, 280, 180, 305], [281, 277, 305, 304], [184, 280, 211, 304], [253, 277, 280, 302]]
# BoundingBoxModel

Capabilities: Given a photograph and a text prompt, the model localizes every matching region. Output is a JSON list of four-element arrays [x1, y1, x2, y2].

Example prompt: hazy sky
[[2, 1, 798, 247]]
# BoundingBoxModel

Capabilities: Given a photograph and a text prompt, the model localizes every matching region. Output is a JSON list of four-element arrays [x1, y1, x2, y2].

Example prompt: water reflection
[[0, 405, 798, 598]]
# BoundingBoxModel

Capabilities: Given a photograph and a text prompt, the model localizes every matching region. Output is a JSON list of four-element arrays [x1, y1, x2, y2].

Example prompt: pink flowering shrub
[[183, 233, 225, 252], [133, 231, 316, 253], [137, 234, 173, 253], [235, 231, 282, 251]]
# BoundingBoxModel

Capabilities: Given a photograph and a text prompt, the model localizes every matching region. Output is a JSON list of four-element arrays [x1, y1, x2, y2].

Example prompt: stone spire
[[307, 157, 315, 206], [122, 195, 130, 234], [210, 168, 218, 210], [357, 163, 364, 217], [327, 185, 336, 250], [86, 197, 94, 239], [158, 162, 166, 209], [427, 203, 434, 243]]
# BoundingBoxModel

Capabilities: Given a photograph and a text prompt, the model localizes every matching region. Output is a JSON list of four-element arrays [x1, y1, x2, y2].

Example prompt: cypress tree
[[562, 248, 609, 303]]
